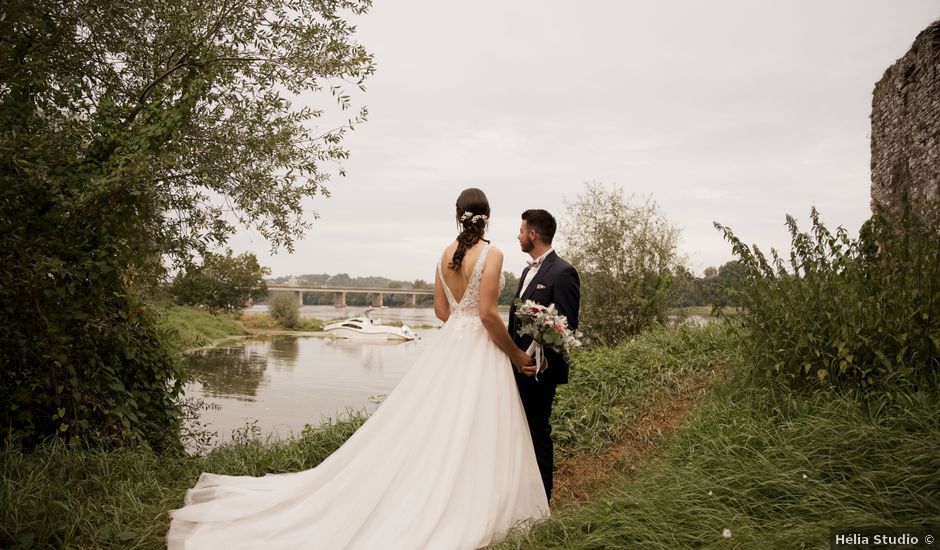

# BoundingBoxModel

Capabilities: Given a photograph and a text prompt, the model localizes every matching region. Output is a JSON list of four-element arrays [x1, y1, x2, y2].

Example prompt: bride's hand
[[512, 350, 536, 374]]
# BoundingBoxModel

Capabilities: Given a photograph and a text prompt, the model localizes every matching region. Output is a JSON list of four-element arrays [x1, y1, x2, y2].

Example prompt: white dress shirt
[[520, 248, 553, 297]]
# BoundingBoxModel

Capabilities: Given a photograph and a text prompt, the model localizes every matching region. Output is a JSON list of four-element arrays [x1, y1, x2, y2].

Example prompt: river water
[[183, 306, 505, 445]]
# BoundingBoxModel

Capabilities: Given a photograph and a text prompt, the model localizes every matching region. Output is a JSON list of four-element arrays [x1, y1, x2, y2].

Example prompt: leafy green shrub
[[268, 292, 300, 329], [562, 183, 686, 345], [0, 253, 187, 450], [715, 205, 940, 390]]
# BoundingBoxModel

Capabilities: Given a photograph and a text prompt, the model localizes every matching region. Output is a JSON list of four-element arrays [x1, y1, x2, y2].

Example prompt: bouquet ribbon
[[525, 341, 546, 381]]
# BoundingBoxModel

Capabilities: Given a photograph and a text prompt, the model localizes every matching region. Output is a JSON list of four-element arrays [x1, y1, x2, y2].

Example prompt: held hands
[[512, 350, 538, 377]]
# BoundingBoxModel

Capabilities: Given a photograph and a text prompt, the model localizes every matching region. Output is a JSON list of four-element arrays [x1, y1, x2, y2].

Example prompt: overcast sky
[[227, 0, 939, 282]]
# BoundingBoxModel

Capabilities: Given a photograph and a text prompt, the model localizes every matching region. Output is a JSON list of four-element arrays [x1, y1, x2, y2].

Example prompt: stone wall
[[870, 20, 940, 219]]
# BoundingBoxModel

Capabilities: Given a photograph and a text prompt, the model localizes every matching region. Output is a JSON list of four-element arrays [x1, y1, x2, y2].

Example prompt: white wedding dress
[[167, 245, 550, 549]]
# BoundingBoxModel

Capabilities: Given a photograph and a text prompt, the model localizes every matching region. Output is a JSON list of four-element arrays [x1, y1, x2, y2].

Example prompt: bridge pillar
[[297, 291, 304, 307], [333, 292, 346, 308], [371, 293, 384, 307], [405, 294, 416, 306]]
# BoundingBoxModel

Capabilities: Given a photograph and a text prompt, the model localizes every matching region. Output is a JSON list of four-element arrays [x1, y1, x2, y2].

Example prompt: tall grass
[[497, 371, 940, 549], [0, 415, 367, 549], [553, 322, 737, 462]]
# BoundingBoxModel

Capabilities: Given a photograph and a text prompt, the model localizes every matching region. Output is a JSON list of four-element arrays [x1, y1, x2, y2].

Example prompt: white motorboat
[[323, 308, 418, 341]]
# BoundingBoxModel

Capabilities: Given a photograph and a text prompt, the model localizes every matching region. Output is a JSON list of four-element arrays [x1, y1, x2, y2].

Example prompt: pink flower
[[554, 322, 566, 333]]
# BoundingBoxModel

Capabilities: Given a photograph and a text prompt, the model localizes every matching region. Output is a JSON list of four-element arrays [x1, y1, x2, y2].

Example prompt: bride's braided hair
[[450, 188, 491, 272]]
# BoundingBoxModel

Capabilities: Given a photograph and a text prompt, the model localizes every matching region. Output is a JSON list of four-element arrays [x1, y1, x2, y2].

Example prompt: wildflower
[[722, 528, 732, 538]]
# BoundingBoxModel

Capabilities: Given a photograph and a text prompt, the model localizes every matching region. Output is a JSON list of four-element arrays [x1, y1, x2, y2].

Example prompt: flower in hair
[[460, 211, 489, 224]]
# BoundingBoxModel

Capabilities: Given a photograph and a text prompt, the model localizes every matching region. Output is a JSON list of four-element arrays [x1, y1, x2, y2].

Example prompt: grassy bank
[[0, 323, 729, 548], [5, 322, 936, 548], [156, 305, 324, 352], [238, 313, 323, 333], [497, 365, 940, 548], [155, 304, 247, 350], [551, 322, 735, 464]]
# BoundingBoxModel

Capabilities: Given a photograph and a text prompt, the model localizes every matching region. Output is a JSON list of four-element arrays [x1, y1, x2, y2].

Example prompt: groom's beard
[[520, 236, 534, 254]]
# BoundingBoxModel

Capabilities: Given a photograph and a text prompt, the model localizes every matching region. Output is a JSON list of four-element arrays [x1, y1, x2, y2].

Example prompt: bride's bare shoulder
[[484, 244, 503, 263], [440, 241, 458, 258]]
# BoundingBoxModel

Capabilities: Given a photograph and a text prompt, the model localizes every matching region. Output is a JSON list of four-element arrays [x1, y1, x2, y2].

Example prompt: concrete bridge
[[266, 284, 434, 308]]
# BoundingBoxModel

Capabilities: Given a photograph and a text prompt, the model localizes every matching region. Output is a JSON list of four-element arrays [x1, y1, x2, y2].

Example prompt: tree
[[171, 251, 270, 311], [561, 183, 686, 345], [0, 0, 374, 449], [698, 260, 744, 308]]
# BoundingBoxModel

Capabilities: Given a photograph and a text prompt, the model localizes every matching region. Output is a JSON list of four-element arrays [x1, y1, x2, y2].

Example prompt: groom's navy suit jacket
[[508, 251, 580, 385]]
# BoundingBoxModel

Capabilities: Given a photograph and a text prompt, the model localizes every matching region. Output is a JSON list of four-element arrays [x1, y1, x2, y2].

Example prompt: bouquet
[[514, 299, 583, 380]]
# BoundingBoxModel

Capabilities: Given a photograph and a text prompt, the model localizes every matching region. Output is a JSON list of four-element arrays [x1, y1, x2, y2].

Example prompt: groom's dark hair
[[521, 209, 556, 244]]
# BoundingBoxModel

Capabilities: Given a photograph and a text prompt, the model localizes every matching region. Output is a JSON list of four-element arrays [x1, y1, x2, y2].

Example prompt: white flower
[[460, 211, 488, 224], [802, 473, 808, 479], [707, 490, 713, 496], [722, 528, 732, 539]]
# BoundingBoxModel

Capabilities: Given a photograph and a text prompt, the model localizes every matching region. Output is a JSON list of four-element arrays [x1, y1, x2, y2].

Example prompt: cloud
[[227, 0, 939, 279]]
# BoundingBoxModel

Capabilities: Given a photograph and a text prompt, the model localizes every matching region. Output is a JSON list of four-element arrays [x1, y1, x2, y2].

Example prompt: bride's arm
[[479, 247, 534, 369], [434, 265, 449, 322]]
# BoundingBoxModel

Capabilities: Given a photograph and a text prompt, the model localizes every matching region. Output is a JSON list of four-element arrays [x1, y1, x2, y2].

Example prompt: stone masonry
[[870, 20, 940, 219]]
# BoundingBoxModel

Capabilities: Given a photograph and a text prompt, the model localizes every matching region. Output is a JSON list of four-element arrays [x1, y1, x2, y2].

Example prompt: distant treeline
[[262, 272, 522, 307], [673, 261, 743, 308]]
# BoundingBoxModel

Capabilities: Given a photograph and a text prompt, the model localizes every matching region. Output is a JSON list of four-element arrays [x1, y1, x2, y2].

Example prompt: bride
[[167, 188, 550, 549]]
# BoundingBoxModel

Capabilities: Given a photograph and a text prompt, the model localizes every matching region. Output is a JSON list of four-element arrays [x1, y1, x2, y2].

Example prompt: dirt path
[[551, 373, 715, 505]]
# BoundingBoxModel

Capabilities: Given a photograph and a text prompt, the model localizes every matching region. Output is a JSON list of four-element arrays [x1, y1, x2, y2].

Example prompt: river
[[183, 306, 506, 446]]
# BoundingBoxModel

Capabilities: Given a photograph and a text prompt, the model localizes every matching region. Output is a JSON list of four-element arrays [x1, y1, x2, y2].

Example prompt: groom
[[509, 209, 580, 502]]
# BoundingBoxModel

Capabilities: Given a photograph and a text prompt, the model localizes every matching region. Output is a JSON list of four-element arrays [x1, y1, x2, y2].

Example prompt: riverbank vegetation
[[156, 305, 247, 351], [156, 304, 323, 352], [1, 322, 729, 548], [716, 204, 939, 391]]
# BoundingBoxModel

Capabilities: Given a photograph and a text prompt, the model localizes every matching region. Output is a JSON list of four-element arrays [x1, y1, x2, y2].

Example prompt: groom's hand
[[519, 362, 539, 377]]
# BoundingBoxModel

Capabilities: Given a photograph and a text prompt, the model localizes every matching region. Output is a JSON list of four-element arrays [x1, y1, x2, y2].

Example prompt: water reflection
[[325, 338, 408, 371], [183, 330, 438, 444], [268, 335, 300, 370], [184, 346, 269, 401]]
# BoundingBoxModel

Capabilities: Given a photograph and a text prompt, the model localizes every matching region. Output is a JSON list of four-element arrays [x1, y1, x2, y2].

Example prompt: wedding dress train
[[167, 245, 549, 549]]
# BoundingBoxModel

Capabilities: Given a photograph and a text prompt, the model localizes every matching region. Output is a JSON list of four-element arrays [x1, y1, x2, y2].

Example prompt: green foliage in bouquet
[[715, 203, 940, 391], [514, 299, 581, 356]]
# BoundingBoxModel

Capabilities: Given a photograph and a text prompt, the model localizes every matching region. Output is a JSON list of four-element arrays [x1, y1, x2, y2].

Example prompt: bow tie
[[526, 258, 544, 269]]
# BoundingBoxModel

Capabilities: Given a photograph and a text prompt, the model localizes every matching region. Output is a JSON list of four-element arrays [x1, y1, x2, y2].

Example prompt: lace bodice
[[438, 245, 501, 319]]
